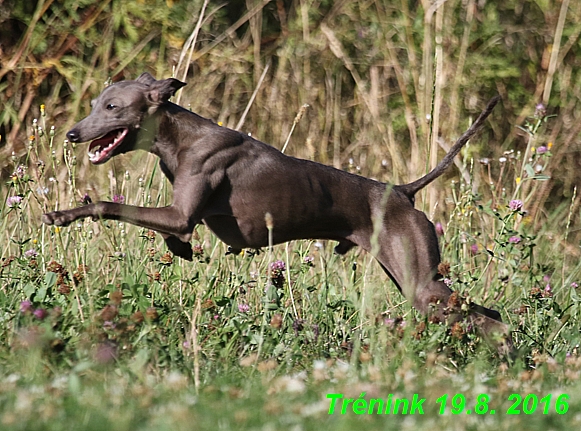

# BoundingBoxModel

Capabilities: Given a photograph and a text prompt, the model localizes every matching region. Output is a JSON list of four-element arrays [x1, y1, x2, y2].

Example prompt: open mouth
[[87, 128, 128, 164]]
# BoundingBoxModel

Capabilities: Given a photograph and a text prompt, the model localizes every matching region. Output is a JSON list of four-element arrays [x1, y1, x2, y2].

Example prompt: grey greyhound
[[42, 73, 513, 354]]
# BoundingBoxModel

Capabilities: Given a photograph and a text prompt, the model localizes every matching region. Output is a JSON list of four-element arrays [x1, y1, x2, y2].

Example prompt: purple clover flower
[[508, 236, 521, 244], [509, 199, 523, 211], [238, 303, 250, 313], [24, 249, 38, 258], [384, 318, 396, 328], [535, 103, 546, 118], [112, 194, 125, 204], [20, 300, 33, 313], [536, 146, 547, 155], [269, 260, 286, 288], [13, 165, 26, 179], [270, 260, 286, 272], [269, 260, 286, 277], [6, 196, 22, 208], [33, 308, 48, 320]]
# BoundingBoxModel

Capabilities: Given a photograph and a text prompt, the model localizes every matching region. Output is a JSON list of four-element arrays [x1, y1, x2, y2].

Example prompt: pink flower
[[536, 146, 547, 155], [6, 195, 22, 208], [269, 260, 286, 288], [13, 165, 26, 179], [435, 222, 444, 236], [543, 284, 553, 298], [384, 318, 396, 327], [20, 300, 33, 313], [24, 249, 38, 258], [509, 199, 523, 211], [33, 308, 48, 320], [269, 260, 286, 273], [508, 236, 521, 244], [238, 303, 250, 313]]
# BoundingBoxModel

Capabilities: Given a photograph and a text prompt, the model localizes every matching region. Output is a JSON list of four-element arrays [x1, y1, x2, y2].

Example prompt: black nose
[[67, 129, 80, 142]]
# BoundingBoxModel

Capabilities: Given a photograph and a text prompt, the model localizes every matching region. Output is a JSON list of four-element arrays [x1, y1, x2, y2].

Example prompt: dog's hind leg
[[372, 207, 514, 355]]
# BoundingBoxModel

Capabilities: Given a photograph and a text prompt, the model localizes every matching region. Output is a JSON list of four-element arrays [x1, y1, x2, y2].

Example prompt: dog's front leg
[[43, 174, 214, 242], [42, 202, 197, 243], [43, 204, 197, 260]]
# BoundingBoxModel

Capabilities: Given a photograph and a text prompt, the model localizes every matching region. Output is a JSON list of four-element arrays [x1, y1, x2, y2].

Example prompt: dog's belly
[[203, 215, 268, 249], [202, 213, 353, 250]]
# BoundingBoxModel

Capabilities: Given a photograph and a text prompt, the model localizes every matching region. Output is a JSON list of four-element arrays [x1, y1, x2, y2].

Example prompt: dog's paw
[[164, 235, 193, 261], [334, 240, 356, 255], [42, 211, 73, 227], [225, 246, 243, 256]]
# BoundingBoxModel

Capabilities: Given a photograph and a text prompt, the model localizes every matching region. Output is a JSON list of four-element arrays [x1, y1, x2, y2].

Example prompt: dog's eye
[[106, 103, 117, 110]]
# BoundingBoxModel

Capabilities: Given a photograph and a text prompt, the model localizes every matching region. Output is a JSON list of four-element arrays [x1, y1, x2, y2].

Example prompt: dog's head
[[66, 73, 186, 164]]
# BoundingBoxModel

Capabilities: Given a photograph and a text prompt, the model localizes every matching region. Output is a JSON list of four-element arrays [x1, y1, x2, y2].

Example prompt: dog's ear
[[136, 72, 157, 85], [146, 78, 187, 106]]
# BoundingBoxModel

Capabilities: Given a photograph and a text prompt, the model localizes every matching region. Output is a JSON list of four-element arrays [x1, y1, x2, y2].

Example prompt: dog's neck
[[145, 108, 180, 182], [144, 103, 215, 183]]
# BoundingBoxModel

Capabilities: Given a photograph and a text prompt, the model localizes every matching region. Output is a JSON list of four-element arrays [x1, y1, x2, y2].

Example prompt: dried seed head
[[265, 212, 274, 230], [270, 313, 283, 329]]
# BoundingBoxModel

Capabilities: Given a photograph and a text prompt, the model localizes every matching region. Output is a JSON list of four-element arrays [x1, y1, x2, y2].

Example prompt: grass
[[1, 89, 581, 431]]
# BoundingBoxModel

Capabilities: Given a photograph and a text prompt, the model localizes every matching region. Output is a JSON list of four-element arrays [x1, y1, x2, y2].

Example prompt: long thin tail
[[398, 95, 500, 198]]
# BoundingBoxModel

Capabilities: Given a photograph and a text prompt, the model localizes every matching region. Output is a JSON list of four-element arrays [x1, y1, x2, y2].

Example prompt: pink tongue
[[90, 131, 116, 150]]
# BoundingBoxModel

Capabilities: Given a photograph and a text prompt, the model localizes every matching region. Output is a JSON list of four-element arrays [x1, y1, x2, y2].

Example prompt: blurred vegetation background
[[1, 0, 580, 236]]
